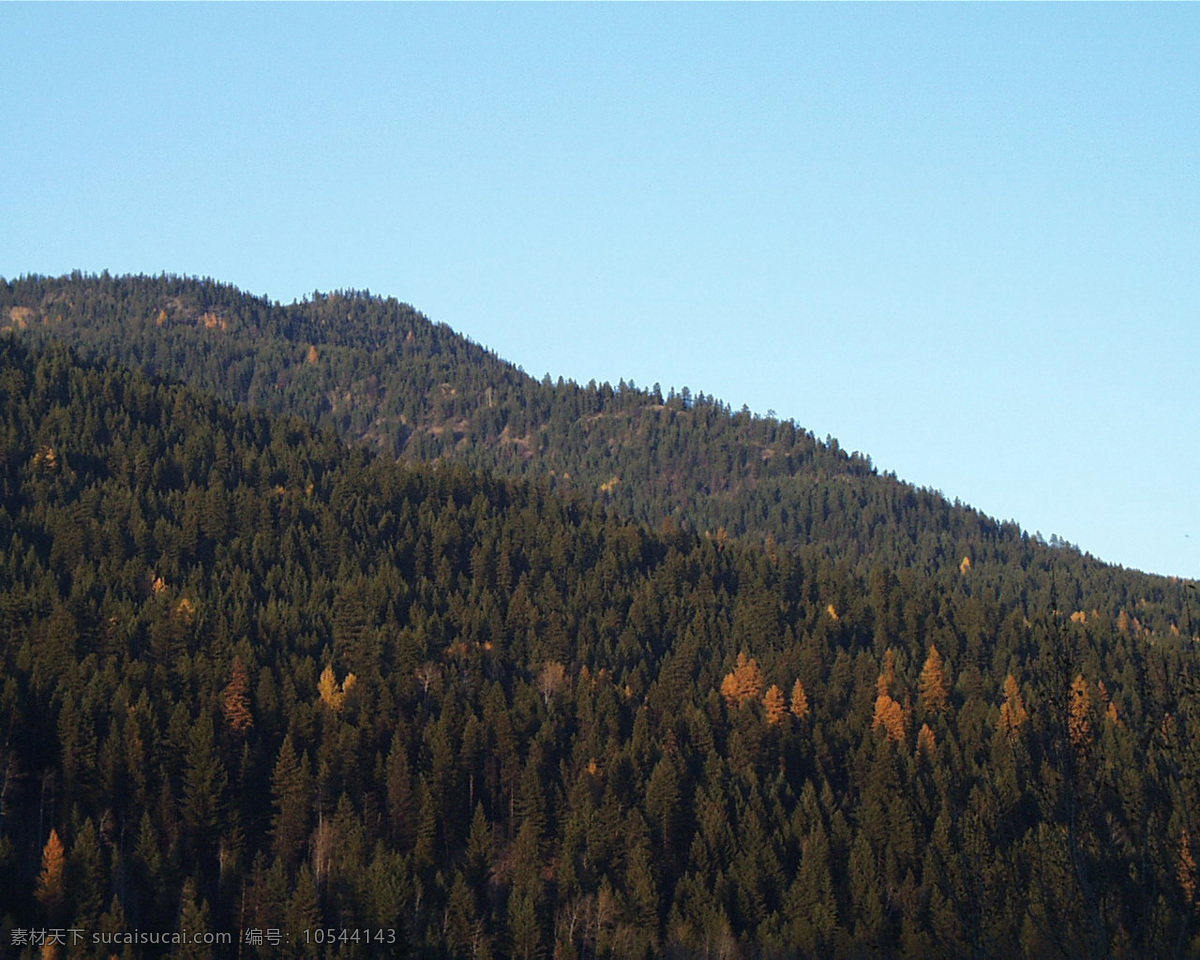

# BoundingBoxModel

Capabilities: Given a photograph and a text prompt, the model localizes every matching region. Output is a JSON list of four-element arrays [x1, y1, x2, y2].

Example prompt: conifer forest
[[1, 273, 1198, 958]]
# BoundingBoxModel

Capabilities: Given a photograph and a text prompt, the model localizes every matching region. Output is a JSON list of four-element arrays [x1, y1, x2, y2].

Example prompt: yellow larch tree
[[918, 644, 949, 715], [874, 648, 905, 741], [318, 665, 357, 713], [790, 678, 810, 721], [763, 684, 786, 725], [874, 694, 906, 742], [720, 653, 764, 708], [35, 828, 66, 916], [997, 674, 1028, 738]]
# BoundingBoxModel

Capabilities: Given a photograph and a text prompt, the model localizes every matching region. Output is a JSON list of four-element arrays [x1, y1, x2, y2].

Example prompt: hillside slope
[[0, 273, 1184, 635], [1, 335, 1199, 957]]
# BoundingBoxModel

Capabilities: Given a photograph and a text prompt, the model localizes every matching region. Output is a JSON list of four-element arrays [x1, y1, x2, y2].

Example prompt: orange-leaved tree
[[873, 649, 905, 741], [763, 684, 786, 725], [35, 828, 66, 917], [721, 652, 764, 708], [918, 644, 949, 715], [997, 674, 1028, 739], [790, 678, 810, 720]]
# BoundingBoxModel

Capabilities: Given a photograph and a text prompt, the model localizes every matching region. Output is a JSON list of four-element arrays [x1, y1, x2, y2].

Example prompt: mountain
[[1, 278, 1198, 957], [0, 273, 1182, 626]]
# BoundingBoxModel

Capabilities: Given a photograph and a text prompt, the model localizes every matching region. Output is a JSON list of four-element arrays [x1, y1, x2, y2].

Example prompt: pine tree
[[508, 883, 543, 960], [916, 723, 937, 760], [180, 713, 228, 863], [386, 728, 417, 852], [877, 648, 897, 698], [286, 865, 321, 957], [68, 817, 104, 933], [447, 870, 487, 958], [221, 656, 253, 734], [270, 735, 312, 868], [174, 879, 216, 960]]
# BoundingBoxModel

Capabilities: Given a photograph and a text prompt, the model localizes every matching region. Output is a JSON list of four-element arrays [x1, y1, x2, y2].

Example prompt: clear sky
[[3, 4, 1197, 579]]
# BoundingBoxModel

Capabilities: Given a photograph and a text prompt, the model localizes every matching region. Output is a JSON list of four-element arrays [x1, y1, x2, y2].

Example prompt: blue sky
[[3, 4, 1197, 578]]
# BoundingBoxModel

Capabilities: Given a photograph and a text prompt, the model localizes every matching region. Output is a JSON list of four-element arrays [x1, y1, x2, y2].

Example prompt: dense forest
[[1, 276, 1199, 958], [1, 272, 1163, 592]]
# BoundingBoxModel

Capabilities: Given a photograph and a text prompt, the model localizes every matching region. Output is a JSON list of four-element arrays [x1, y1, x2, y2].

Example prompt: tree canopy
[[0, 278, 1198, 958]]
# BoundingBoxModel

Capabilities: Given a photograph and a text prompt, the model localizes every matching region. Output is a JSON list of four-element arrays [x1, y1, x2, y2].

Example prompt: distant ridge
[[0, 272, 1181, 625]]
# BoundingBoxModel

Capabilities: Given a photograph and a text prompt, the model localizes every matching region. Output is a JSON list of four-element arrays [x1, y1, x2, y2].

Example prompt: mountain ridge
[[0, 273, 1156, 589]]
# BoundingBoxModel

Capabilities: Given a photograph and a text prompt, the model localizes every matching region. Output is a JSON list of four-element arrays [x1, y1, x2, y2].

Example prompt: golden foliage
[[306, 344, 319, 364], [721, 652, 765, 708], [318, 665, 339, 707], [918, 644, 949, 714], [873, 693, 906, 742], [874, 649, 906, 736], [960, 555, 971, 574], [826, 603, 839, 621], [998, 674, 1028, 739], [916, 723, 937, 758], [789, 678, 810, 721], [763, 684, 786, 725], [35, 828, 66, 915], [318, 664, 357, 713]]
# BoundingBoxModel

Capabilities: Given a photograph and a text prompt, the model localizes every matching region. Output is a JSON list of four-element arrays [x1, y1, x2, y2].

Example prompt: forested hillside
[[2, 272, 1168, 613], [1, 335, 1198, 958]]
